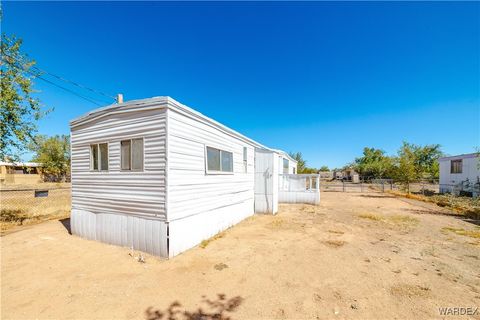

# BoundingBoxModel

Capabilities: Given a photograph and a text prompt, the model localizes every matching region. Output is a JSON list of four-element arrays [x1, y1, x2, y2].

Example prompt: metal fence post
[[343, 180, 345, 192], [382, 180, 385, 192]]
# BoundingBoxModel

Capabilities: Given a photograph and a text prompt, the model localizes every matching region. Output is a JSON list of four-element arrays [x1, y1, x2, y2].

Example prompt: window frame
[[120, 138, 145, 172], [283, 158, 289, 174], [243, 147, 248, 173], [450, 159, 462, 174], [205, 145, 234, 175], [90, 142, 109, 172]]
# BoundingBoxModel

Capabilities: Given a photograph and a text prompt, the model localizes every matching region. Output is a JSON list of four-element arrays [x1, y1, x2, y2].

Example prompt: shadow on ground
[[59, 218, 71, 234], [145, 294, 243, 320], [355, 194, 396, 199]]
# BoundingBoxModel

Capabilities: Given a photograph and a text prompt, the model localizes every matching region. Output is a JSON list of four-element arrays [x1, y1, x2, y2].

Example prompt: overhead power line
[[26, 71, 105, 107], [1, 50, 117, 105], [2, 57, 107, 106], [29, 64, 117, 101]]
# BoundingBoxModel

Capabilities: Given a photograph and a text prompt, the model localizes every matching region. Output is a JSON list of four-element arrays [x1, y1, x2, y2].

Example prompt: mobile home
[[70, 97, 297, 258], [438, 153, 480, 196]]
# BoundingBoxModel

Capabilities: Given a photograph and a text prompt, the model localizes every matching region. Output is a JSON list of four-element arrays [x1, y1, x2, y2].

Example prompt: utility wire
[[27, 71, 105, 107], [1, 50, 117, 103], [2, 58, 106, 106], [30, 65, 117, 102]]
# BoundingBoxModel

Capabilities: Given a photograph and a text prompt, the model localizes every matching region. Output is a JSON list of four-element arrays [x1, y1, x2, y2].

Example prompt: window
[[206, 146, 233, 173], [90, 143, 108, 171], [283, 158, 289, 174], [243, 147, 248, 173], [451, 159, 462, 174], [293, 167, 296, 174], [121, 138, 144, 171]]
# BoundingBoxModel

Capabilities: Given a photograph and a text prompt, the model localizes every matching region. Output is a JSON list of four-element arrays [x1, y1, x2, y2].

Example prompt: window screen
[[221, 150, 233, 172], [99, 143, 108, 170], [91, 143, 109, 171], [206, 146, 233, 173], [450, 159, 462, 174], [283, 158, 289, 174], [132, 138, 144, 170], [207, 147, 221, 171], [121, 140, 131, 170], [91, 145, 99, 170]]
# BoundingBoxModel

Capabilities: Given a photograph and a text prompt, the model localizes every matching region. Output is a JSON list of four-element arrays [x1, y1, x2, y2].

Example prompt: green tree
[[288, 151, 317, 173], [412, 143, 442, 180], [29, 135, 70, 182], [1, 34, 48, 161], [319, 165, 330, 172], [392, 142, 418, 193], [288, 152, 306, 173], [353, 147, 394, 178]]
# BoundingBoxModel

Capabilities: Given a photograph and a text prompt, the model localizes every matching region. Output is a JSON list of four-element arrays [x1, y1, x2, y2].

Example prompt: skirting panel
[[71, 209, 168, 257], [279, 191, 320, 205], [168, 199, 254, 258]]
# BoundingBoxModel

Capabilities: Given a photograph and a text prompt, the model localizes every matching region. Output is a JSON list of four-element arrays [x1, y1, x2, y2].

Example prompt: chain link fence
[[1, 185, 71, 228]]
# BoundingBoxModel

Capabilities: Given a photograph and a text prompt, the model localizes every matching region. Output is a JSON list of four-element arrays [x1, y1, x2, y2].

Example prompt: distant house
[[318, 171, 333, 180], [438, 153, 480, 196], [333, 168, 359, 182], [70, 96, 310, 258], [0, 162, 42, 185]]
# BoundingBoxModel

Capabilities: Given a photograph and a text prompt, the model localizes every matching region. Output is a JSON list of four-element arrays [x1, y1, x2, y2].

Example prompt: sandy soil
[[2, 192, 479, 319]]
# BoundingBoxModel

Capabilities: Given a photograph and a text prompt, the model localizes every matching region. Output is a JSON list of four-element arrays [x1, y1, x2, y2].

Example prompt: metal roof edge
[[438, 153, 479, 161], [69, 96, 293, 157]]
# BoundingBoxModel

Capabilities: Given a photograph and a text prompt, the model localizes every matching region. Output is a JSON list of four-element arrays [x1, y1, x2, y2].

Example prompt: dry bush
[[388, 190, 480, 219]]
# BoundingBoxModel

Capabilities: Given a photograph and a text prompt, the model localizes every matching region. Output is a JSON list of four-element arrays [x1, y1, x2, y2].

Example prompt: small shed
[[70, 97, 300, 258]]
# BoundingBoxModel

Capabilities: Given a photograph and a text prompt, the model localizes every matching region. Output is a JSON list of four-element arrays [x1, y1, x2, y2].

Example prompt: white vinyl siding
[[166, 107, 255, 255], [71, 108, 167, 220]]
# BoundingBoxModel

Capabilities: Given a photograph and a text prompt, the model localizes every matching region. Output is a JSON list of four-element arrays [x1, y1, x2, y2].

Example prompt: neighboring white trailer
[[438, 153, 480, 195], [70, 97, 299, 258]]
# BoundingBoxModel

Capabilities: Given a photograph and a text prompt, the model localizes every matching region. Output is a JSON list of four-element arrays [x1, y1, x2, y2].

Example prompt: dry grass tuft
[[441, 227, 480, 239], [328, 230, 345, 235], [358, 213, 383, 221], [390, 284, 431, 298], [267, 218, 285, 228], [358, 213, 419, 230], [323, 240, 346, 248], [200, 232, 225, 249], [387, 190, 480, 219], [421, 246, 439, 258]]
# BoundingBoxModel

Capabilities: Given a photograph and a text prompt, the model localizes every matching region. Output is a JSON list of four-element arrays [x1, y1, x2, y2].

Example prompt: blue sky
[[3, 1, 479, 168]]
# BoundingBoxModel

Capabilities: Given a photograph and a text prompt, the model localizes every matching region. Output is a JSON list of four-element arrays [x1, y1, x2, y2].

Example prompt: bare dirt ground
[[2, 192, 479, 320]]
